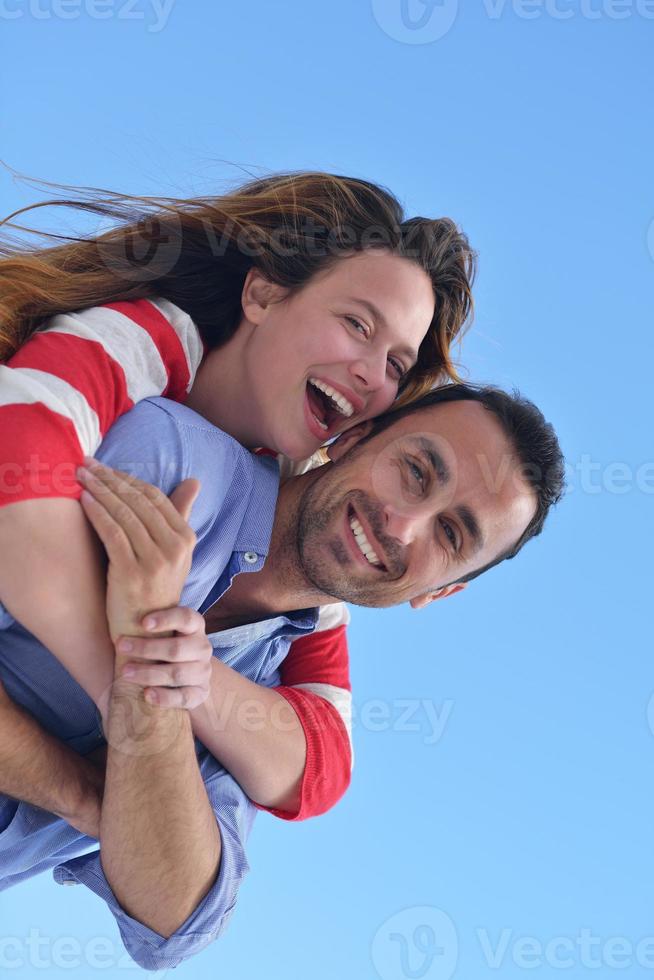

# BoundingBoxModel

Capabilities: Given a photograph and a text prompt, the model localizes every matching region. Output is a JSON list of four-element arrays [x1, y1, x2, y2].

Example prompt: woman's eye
[[388, 357, 405, 381], [440, 519, 457, 550], [345, 316, 368, 337]]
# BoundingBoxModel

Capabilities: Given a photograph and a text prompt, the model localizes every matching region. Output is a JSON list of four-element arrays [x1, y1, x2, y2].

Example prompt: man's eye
[[440, 519, 457, 550], [406, 458, 425, 490]]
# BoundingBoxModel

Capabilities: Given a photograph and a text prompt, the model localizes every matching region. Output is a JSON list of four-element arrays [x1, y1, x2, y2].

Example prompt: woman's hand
[[116, 605, 213, 709], [77, 459, 200, 644]]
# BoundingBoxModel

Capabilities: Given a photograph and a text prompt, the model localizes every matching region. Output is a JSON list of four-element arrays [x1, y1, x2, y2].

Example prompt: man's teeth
[[349, 515, 381, 566], [309, 378, 354, 419]]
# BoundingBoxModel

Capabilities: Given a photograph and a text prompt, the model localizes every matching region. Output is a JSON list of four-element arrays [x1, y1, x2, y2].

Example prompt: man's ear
[[409, 582, 468, 610], [241, 268, 287, 325], [327, 421, 375, 462]]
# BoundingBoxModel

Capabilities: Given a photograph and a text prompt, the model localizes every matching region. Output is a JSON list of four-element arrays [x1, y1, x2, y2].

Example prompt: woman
[[0, 171, 475, 823]]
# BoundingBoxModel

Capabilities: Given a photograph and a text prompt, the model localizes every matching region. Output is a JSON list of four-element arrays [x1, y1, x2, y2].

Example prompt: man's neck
[[204, 469, 335, 631]]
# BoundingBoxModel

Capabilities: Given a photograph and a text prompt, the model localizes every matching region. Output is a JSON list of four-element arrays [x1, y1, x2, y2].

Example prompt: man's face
[[294, 400, 537, 608]]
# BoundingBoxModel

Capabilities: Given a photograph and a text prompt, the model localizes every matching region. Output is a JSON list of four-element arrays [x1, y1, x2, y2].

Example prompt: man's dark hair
[[361, 383, 565, 584]]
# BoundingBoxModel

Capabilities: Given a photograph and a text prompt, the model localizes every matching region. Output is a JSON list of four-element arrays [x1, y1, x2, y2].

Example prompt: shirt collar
[[232, 452, 280, 559], [207, 606, 319, 648]]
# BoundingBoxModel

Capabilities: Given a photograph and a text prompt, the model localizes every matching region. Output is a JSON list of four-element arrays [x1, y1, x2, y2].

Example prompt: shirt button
[[244, 552, 258, 565]]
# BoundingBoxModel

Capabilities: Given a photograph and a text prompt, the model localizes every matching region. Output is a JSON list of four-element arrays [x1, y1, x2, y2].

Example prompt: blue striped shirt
[[0, 398, 318, 970]]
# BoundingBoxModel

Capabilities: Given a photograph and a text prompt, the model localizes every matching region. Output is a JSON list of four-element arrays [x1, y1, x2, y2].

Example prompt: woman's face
[[241, 249, 436, 461]]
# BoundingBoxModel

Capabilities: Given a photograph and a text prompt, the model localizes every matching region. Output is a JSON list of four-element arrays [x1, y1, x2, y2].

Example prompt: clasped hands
[[78, 459, 212, 711]]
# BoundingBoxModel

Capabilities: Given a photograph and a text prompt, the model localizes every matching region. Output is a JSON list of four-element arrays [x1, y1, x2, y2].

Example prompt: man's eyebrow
[[347, 297, 419, 362], [410, 437, 450, 486], [455, 504, 485, 553]]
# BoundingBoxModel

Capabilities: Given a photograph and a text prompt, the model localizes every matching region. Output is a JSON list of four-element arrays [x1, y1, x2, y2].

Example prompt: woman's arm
[[0, 300, 203, 811], [0, 299, 202, 678], [0, 297, 203, 705], [0, 500, 118, 710]]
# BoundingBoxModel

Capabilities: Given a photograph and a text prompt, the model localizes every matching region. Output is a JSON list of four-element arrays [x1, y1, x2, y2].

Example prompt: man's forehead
[[389, 401, 500, 460]]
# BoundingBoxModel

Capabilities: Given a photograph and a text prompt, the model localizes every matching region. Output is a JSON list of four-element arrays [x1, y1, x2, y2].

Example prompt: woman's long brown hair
[[0, 171, 476, 405]]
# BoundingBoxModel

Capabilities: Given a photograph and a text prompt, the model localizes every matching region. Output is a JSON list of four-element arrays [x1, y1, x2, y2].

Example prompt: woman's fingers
[[82, 458, 199, 543], [78, 465, 159, 559], [144, 686, 209, 710], [79, 489, 137, 564], [168, 479, 201, 524], [117, 631, 210, 663], [121, 659, 210, 688], [139, 605, 206, 636]]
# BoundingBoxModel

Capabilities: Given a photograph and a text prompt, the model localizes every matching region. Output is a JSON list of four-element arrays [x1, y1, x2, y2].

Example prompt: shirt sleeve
[[0, 298, 203, 506], [53, 765, 256, 972], [257, 623, 353, 822]]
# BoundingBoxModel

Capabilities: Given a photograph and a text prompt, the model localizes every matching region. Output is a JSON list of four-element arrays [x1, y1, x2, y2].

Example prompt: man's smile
[[345, 503, 387, 571]]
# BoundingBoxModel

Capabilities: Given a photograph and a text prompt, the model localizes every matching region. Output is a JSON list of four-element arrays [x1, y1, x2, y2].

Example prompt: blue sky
[[0, 1, 652, 977]]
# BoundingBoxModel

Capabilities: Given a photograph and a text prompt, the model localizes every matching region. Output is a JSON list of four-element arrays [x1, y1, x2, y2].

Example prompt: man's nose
[[384, 505, 421, 545]]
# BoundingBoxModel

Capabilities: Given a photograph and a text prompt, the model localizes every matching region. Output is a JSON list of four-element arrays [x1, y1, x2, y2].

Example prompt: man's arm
[[74, 461, 221, 936], [0, 680, 104, 837], [100, 672, 221, 937]]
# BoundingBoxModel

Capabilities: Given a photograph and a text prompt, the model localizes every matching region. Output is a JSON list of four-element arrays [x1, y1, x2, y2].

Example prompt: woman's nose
[[349, 351, 389, 393]]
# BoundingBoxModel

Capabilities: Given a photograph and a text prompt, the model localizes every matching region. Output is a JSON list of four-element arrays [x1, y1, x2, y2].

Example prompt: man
[[0, 384, 564, 969]]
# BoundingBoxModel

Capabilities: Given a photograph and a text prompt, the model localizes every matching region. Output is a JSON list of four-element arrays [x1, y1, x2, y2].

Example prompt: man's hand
[[116, 606, 213, 710], [77, 460, 200, 644], [0, 678, 108, 840]]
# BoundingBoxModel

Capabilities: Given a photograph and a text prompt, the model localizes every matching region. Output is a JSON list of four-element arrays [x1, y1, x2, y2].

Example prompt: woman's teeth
[[308, 378, 354, 419], [349, 515, 381, 566]]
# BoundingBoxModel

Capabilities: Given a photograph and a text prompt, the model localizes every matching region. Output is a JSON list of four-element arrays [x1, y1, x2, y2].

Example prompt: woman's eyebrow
[[347, 297, 419, 361]]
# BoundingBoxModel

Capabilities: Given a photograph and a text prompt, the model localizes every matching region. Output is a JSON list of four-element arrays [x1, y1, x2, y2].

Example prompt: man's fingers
[[139, 606, 206, 636]]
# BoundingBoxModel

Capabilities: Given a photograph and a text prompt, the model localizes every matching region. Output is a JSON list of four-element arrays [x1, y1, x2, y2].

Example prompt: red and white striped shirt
[[0, 298, 352, 820]]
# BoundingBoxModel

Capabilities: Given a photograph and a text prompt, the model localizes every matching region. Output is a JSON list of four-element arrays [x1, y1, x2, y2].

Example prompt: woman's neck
[[185, 322, 261, 448]]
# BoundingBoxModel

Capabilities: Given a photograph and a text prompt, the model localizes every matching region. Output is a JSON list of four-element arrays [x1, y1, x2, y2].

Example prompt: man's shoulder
[[101, 397, 256, 485], [133, 397, 247, 456]]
